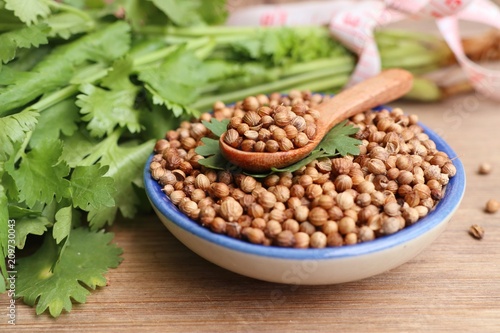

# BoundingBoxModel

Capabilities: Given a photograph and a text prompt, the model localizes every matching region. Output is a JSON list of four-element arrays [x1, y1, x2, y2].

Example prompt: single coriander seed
[[469, 224, 484, 240], [478, 162, 492, 175]]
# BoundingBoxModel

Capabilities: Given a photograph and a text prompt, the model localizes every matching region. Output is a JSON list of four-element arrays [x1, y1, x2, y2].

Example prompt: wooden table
[[2, 91, 500, 333]]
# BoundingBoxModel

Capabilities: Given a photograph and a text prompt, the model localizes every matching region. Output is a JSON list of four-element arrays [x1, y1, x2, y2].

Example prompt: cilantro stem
[[191, 67, 353, 111], [132, 37, 211, 67], [28, 85, 79, 112], [43, 0, 95, 27], [165, 25, 325, 37], [18, 38, 211, 116]]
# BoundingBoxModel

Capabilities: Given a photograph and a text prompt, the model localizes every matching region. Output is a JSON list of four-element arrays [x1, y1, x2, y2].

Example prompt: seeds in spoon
[[225, 99, 316, 152]]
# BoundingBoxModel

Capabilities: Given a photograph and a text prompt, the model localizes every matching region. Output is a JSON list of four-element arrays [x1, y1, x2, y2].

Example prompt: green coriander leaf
[[16, 228, 123, 317], [52, 205, 73, 267], [0, 66, 32, 86], [77, 83, 142, 138], [138, 46, 206, 116], [69, 164, 115, 211], [15, 215, 51, 249], [45, 12, 91, 39], [101, 56, 134, 91], [197, 153, 227, 171], [319, 120, 361, 156], [0, 109, 38, 162], [147, 0, 199, 26], [81, 132, 154, 229], [60, 131, 98, 168], [145, 85, 199, 118], [69, 63, 109, 85], [11, 139, 71, 207], [53, 206, 72, 244], [195, 137, 219, 157], [195, 136, 233, 170], [270, 150, 328, 174], [5, 0, 51, 25], [7, 204, 42, 219], [30, 98, 80, 147], [2, 156, 19, 202], [0, 4, 23, 25], [0, 21, 131, 115], [194, 119, 232, 171], [138, 104, 181, 141], [0, 23, 49, 64], [201, 118, 229, 137], [2, 46, 50, 72]]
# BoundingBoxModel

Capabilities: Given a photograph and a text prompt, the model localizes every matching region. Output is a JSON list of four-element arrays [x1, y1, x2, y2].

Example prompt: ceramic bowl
[[144, 120, 466, 285]]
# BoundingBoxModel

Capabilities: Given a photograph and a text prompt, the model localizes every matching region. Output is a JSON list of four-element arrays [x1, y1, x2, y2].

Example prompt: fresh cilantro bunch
[[0, 0, 227, 317]]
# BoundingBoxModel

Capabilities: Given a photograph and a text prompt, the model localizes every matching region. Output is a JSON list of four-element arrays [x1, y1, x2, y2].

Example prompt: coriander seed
[[478, 162, 492, 175], [469, 224, 484, 240], [485, 199, 500, 213]]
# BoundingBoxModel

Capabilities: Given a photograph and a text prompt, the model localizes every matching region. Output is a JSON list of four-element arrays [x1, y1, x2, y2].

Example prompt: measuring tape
[[227, 0, 500, 100]]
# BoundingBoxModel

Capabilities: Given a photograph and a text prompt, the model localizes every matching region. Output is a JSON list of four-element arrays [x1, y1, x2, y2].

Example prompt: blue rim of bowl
[[144, 107, 466, 260]]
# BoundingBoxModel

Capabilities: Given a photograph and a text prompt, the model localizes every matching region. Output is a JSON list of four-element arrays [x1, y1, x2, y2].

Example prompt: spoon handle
[[317, 69, 414, 132]]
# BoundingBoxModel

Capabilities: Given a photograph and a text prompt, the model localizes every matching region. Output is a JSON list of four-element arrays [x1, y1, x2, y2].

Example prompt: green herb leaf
[[53, 206, 72, 244], [195, 137, 229, 171], [194, 119, 232, 171], [60, 131, 98, 168], [80, 133, 154, 229], [319, 120, 361, 156], [5, 0, 51, 25], [10, 139, 71, 207], [270, 150, 329, 174], [15, 215, 51, 249], [77, 83, 142, 138], [0, 23, 49, 64], [138, 46, 206, 117], [147, 0, 198, 26], [30, 99, 80, 147], [0, 21, 131, 114], [0, 109, 38, 162], [195, 137, 220, 157], [45, 12, 91, 39], [201, 118, 229, 137], [52, 205, 73, 267], [69, 164, 115, 211], [16, 228, 123, 317]]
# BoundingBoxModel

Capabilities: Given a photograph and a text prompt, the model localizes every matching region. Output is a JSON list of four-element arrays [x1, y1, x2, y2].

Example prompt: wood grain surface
[[2, 84, 500, 333]]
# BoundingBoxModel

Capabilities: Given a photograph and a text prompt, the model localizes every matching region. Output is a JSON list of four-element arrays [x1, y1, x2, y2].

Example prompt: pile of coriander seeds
[[223, 99, 316, 152], [149, 90, 457, 248]]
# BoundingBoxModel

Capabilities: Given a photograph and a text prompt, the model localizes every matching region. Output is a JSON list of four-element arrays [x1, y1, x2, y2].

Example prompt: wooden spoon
[[219, 68, 414, 173]]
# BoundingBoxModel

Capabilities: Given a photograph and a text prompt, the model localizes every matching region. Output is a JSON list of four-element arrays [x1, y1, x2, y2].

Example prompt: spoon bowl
[[220, 69, 414, 172]]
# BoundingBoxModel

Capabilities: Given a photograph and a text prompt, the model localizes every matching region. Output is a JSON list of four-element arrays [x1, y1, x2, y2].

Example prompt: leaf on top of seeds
[[195, 137, 230, 171], [269, 150, 328, 174], [195, 137, 219, 157], [318, 120, 361, 156], [201, 118, 229, 137], [262, 121, 360, 175]]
